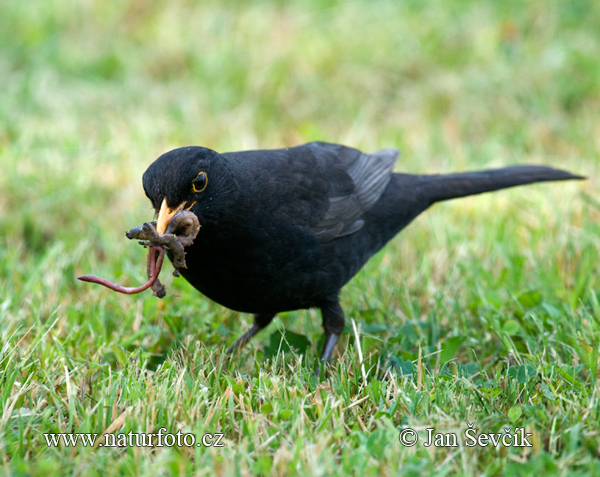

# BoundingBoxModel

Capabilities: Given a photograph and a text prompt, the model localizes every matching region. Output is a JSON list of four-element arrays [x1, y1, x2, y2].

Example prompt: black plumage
[[142, 141, 584, 369]]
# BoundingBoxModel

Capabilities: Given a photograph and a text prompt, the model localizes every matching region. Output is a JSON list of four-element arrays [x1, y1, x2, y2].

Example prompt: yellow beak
[[156, 198, 198, 236], [156, 198, 184, 236]]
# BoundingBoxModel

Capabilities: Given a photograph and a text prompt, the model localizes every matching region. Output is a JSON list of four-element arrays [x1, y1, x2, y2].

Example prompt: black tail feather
[[421, 166, 585, 204]]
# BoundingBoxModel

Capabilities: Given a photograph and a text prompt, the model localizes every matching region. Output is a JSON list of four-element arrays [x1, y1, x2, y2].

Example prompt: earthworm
[[77, 246, 165, 294], [78, 212, 199, 298]]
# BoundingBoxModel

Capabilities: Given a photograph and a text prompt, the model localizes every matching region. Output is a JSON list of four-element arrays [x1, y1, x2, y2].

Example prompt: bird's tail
[[420, 166, 585, 204]]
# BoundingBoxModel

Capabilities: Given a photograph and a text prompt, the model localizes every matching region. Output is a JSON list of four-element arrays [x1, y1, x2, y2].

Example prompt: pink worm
[[77, 246, 165, 294]]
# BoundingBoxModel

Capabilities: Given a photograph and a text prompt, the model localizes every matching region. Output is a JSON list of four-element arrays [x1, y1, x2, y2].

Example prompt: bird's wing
[[270, 142, 398, 243]]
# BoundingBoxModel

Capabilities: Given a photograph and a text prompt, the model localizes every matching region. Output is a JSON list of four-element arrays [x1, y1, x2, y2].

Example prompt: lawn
[[1, 0, 599, 475]]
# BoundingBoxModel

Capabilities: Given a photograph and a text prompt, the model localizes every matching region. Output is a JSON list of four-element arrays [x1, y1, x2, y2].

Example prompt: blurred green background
[[0, 0, 599, 475]]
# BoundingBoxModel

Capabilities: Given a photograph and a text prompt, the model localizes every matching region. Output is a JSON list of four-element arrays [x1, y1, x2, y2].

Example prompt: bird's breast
[[171, 226, 329, 313]]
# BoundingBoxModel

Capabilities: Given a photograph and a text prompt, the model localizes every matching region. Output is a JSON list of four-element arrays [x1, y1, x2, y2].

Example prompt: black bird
[[142, 142, 583, 367]]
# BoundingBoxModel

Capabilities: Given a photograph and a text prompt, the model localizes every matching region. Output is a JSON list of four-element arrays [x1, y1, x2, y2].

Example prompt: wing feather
[[233, 142, 399, 243], [305, 143, 398, 242]]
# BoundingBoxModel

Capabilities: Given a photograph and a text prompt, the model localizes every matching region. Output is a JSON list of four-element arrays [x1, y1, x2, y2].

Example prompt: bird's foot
[[226, 324, 262, 355], [316, 333, 340, 377]]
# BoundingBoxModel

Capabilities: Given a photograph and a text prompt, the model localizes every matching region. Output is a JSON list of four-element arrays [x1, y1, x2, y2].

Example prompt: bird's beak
[[156, 198, 196, 236]]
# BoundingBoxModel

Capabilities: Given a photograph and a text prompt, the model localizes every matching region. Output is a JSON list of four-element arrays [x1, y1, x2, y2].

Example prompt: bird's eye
[[192, 172, 208, 193]]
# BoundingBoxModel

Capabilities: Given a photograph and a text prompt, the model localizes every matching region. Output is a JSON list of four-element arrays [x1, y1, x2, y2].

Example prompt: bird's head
[[142, 146, 238, 235]]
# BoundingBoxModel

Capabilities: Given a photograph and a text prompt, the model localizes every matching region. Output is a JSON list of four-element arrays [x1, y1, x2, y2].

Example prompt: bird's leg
[[317, 300, 345, 377], [226, 312, 276, 355]]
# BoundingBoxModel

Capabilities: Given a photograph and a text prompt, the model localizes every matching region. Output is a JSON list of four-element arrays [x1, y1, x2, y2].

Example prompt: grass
[[1, 0, 599, 475]]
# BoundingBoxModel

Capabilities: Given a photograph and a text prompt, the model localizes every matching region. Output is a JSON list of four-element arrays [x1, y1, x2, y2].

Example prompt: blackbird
[[142, 141, 583, 368]]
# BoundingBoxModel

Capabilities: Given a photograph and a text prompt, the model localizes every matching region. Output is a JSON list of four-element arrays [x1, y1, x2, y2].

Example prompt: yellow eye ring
[[192, 172, 208, 193]]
